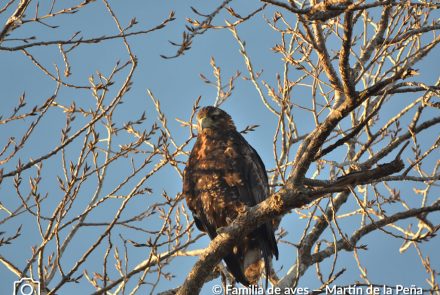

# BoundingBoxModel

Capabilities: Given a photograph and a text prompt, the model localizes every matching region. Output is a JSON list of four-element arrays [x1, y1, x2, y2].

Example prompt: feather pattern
[[183, 106, 278, 286]]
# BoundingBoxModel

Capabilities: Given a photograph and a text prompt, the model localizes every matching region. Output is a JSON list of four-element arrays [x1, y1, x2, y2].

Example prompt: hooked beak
[[198, 116, 214, 131]]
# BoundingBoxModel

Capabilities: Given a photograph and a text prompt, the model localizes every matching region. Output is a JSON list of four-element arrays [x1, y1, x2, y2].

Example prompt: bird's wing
[[232, 132, 279, 276], [236, 133, 269, 204], [182, 139, 208, 234]]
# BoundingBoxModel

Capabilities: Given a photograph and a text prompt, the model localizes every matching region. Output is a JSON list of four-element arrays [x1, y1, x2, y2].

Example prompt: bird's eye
[[211, 114, 219, 120]]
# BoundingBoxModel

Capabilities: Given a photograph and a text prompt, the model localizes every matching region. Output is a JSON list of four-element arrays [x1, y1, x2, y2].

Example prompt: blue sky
[[0, 1, 439, 294]]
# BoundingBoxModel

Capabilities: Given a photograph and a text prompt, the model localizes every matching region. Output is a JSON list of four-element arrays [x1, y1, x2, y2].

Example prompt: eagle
[[182, 106, 279, 286]]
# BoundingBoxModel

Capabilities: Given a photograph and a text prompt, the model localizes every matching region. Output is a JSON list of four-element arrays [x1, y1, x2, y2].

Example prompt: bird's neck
[[195, 130, 230, 161], [199, 128, 234, 138]]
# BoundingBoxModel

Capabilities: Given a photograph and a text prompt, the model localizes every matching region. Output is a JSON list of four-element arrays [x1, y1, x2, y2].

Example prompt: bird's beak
[[198, 116, 214, 131]]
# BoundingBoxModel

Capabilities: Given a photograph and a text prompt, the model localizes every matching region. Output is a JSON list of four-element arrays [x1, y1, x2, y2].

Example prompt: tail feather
[[261, 239, 272, 289], [265, 222, 279, 259], [259, 223, 279, 288], [224, 224, 278, 287], [224, 253, 250, 286], [243, 247, 264, 285]]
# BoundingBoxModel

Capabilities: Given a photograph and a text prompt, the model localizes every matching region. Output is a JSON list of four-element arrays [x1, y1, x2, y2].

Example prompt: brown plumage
[[182, 106, 279, 286]]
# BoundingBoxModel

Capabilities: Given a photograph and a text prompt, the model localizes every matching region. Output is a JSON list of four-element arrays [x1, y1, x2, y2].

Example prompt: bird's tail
[[261, 240, 272, 289], [242, 242, 272, 289], [243, 246, 264, 286], [224, 253, 251, 286]]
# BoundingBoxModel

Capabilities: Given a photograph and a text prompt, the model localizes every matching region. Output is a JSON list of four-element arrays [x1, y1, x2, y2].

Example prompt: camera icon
[[13, 278, 40, 295]]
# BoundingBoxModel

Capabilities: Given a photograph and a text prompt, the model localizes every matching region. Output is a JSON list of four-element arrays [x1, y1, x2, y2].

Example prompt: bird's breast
[[191, 134, 243, 226]]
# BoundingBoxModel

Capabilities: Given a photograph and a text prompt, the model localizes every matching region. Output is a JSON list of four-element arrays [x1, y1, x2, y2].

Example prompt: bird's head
[[197, 106, 236, 133]]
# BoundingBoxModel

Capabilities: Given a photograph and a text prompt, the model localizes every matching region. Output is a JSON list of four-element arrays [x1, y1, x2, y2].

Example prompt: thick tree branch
[[0, 0, 31, 43], [176, 156, 405, 294]]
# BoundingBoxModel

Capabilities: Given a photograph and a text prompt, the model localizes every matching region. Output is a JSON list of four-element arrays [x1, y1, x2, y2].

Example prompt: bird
[[182, 106, 279, 286]]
